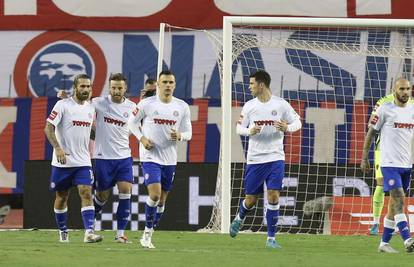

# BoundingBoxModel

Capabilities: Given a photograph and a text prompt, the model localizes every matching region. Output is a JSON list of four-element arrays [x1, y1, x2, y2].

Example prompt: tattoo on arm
[[44, 122, 61, 149]]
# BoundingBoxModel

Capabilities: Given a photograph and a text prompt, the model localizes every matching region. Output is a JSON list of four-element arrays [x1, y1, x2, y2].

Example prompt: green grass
[[0, 230, 413, 267]]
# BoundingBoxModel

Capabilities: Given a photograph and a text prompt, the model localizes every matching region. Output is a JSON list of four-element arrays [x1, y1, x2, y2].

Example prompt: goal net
[[160, 18, 414, 235]]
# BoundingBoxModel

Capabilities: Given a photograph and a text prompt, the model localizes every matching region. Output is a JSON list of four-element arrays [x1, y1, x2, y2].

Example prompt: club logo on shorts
[[173, 111, 179, 117], [144, 173, 150, 180], [271, 110, 277, 116], [388, 179, 395, 186], [50, 182, 55, 189]]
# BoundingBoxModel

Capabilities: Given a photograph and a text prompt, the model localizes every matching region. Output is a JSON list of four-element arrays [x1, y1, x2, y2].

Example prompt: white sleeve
[[128, 102, 146, 140], [370, 105, 385, 131], [47, 100, 64, 126], [236, 105, 250, 136], [283, 101, 302, 133], [179, 104, 192, 141], [287, 119, 302, 132]]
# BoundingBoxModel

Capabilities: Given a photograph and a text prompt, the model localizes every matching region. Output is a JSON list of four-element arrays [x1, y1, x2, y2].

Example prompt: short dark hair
[[73, 74, 90, 87], [159, 70, 174, 78], [109, 72, 127, 82], [145, 78, 156, 85], [249, 70, 271, 88]]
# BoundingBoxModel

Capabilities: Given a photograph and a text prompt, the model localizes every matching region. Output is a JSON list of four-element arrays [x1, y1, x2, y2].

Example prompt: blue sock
[[238, 200, 253, 220], [395, 214, 411, 242], [117, 193, 131, 231], [154, 205, 165, 228], [54, 207, 68, 231], [93, 196, 106, 216], [145, 197, 158, 229], [81, 206, 95, 231], [266, 203, 280, 238], [382, 218, 395, 243]]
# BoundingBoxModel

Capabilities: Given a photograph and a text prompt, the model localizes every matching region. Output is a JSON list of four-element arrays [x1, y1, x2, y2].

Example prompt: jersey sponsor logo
[[370, 115, 379, 125], [254, 120, 275, 126], [13, 31, 106, 97], [393, 123, 414, 129], [72, 120, 91, 127], [103, 116, 126, 127], [154, 118, 177, 125], [48, 110, 58, 120], [132, 108, 139, 116]]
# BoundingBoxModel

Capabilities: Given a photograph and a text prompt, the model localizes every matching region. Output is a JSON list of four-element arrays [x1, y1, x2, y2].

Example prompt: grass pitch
[[0, 230, 413, 267]]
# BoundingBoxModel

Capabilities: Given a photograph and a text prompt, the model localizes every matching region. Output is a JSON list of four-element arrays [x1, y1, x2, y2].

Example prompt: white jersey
[[47, 97, 95, 167], [238, 95, 301, 164], [129, 95, 192, 165], [371, 101, 414, 168], [92, 96, 136, 159]]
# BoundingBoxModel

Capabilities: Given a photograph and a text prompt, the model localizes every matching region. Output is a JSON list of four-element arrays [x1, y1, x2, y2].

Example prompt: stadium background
[[1, 0, 414, 232]]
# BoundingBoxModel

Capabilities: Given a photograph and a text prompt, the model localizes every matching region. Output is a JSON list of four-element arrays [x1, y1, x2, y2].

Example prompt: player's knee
[[55, 191, 69, 204], [95, 190, 110, 202], [117, 183, 132, 194], [393, 199, 404, 213], [78, 186, 93, 201], [149, 194, 160, 202], [244, 197, 257, 208]]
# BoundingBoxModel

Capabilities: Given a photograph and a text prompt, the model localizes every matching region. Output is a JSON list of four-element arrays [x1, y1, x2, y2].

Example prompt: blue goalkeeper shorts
[[244, 160, 284, 195], [381, 167, 411, 192]]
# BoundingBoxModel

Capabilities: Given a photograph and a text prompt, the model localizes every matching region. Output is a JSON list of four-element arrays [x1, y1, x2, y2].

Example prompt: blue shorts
[[50, 166, 93, 191], [93, 157, 134, 191], [244, 160, 284, 195], [141, 162, 176, 192], [381, 167, 411, 192]]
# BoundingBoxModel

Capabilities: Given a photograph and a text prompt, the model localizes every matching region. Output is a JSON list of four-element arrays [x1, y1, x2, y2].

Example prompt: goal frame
[[220, 16, 414, 234]]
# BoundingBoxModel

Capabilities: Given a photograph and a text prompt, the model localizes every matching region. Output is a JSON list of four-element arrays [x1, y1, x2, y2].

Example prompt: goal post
[[219, 16, 414, 235], [158, 17, 414, 235]]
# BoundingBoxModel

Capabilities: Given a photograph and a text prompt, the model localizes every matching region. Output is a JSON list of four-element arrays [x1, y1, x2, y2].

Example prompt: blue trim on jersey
[[50, 166, 93, 191], [93, 157, 134, 191], [244, 160, 284, 195], [141, 162, 176, 192], [381, 167, 412, 192]]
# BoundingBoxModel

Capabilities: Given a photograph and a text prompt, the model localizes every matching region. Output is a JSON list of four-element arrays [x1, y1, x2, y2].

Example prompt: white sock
[[85, 229, 94, 235], [117, 230, 124, 237]]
